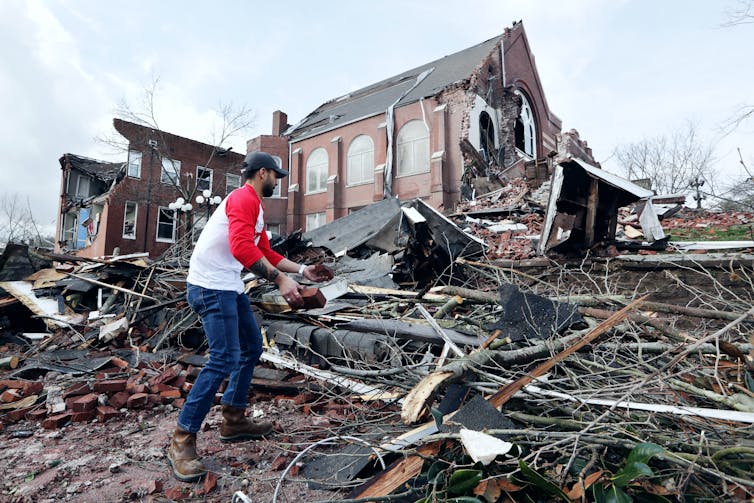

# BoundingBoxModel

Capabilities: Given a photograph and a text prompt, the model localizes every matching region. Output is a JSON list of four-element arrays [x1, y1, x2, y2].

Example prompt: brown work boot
[[167, 427, 207, 482], [219, 405, 273, 442]]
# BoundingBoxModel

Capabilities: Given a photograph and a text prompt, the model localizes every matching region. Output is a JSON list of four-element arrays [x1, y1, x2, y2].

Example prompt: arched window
[[306, 148, 328, 193], [479, 111, 496, 163], [396, 120, 430, 176], [514, 91, 536, 158], [347, 135, 374, 185]]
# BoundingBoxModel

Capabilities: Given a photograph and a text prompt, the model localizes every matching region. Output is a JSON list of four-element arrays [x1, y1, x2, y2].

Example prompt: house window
[[161, 157, 181, 185], [306, 212, 326, 231], [192, 213, 207, 243], [479, 112, 497, 164], [123, 201, 137, 239], [61, 213, 77, 246], [396, 120, 430, 176], [270, 155, 283, 197], [306, 148, 328, 194], [514, 91, 536, 158], [156, 207, 176, 242], [347, 135, 374, 186], [75, 174, 91, 198], [226, 173, 242, 195], [266, 223, 280, 235], [128, 150, 142, 178], [196, 166, 212, 192]]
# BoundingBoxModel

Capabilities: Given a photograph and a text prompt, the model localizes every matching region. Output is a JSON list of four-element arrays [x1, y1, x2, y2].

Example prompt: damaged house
[[55, 119, 245, 258], [254, 21, 597, 235]]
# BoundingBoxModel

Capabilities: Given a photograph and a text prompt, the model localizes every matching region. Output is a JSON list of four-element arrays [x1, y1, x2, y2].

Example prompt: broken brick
[[159, 389, 182, 399], [96, 405, 119, 422], [164, 487, 189, 500], [126, 393, 148, 409], [27, 409, 48, 421], [1, 389, 22, 403], [71, 394, 98, 412], [63, 382, 91, 399], [92, 379, 127, 393], [110, 357, 129, 369], [42, 412, 71, 429], [172, 398, 185, 409], [71, 410, 95, 422], [22, 381, 44, 396], [203, 471, 218, 494], [108, 391, 131, 409], [6, 405, 38, 422], [270, 455, 289, 471]]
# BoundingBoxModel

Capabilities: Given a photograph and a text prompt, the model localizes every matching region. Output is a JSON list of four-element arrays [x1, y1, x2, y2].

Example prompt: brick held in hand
[[300, 287, 326, 309]]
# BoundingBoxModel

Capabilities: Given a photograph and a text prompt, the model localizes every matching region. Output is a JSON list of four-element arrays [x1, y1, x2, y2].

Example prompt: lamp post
[[168, 197, 193, 242], [195, 189, 222, 221]]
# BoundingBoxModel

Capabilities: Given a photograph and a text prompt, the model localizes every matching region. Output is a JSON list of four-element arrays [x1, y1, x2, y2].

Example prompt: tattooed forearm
[[250, 259, 280, 282]]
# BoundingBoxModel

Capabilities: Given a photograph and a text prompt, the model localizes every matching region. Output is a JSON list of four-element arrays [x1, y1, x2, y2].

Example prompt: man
[[168, 151, 332, 482]]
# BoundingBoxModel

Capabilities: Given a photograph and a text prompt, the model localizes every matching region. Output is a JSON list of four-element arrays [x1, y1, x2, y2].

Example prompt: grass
[[667, 224, 754, 241]]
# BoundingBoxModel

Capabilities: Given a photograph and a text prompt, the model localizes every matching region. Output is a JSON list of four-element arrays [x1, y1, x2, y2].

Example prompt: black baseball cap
[[242, 151, 288, 178]]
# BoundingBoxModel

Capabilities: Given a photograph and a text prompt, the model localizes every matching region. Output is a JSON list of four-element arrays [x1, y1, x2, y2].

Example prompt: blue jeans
[[177, 283, 263, 433]]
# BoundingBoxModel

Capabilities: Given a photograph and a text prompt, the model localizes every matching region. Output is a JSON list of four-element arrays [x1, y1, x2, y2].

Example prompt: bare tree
[[710, 148, 754, 211], [0, 192, 47, 245], [95, 76, 255, 240], [614, 122, 716, 199]]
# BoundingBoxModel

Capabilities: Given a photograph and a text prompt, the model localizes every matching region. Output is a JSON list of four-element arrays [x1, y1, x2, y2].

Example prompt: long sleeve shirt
[[187, 184, 283, 293]]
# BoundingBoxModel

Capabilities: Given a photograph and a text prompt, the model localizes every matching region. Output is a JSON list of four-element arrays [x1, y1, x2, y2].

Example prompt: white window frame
[[156, 206, 176, 243], [516, 90, 537, 159], [226, 173, 242, 195], [305, 212, 326, 231], [123, 201, 137, 240], [396, 120, 430, 177], [127, 150, 142, 178], [160, 157, 181, 185], [270, 155, 283, 197], [196, 166, 213, 193], [305, 148, 328, 194], [61, 212, 77, 245], [347, 135, 374, 186], [192, 212, 207, 243], [75, 174, 91, 198]]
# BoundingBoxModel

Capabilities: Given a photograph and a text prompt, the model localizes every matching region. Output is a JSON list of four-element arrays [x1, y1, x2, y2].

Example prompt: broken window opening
[[160, 157, 181, 185], [75, 174, 91, 198], [127, 150, 142, 178], [306, 211, 326, 231], [196, 166, 213, 193], [347, 135, 375, 186], [123, 201, 137, 240], [192, 213, 207, 244], [156, 207, 176, 242], [396, 120, 430, 177], [514, 90, 536, 158], [60, 212, 77, 248], [306, 148, 328, 194], [478, 111, 497, 165], [225, 173, 242, 195]]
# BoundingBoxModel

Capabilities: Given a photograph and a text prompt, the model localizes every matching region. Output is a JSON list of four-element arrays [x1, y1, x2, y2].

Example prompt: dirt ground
[[0, 397, 345, 503]]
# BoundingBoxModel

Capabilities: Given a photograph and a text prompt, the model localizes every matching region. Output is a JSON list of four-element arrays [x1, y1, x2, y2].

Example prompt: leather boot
[[219, 405, 273, 442], [167, 427, 207, 482]]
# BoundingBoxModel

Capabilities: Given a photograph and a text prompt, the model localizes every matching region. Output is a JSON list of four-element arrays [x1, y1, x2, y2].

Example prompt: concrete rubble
[[1, 167, 754, 502]]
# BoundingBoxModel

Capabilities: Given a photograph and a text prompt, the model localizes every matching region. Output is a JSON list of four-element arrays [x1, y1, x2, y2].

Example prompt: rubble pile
[[1, 183, 754, 501]]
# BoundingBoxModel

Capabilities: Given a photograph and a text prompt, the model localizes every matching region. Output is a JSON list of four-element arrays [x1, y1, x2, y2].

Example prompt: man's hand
[[303, 264, 334, 282], [276, 274, 304, 308]]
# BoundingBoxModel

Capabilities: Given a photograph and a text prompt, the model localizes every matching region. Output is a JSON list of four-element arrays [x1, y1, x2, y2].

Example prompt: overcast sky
[[1, 0, 752, 235]]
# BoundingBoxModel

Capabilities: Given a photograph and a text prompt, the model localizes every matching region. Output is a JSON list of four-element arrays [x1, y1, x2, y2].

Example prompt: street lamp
[[195, 189, 222, 220], [168, 197, 193, 242]]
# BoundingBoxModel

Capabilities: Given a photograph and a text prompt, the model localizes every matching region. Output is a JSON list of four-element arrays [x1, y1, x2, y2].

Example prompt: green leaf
[[517, 460, 570, 501], [447, 469, 483, 496], [633, 493, 673, 503], [613, 462, 654, 488], [427, 460, 447, 486], [625, 443, 663, 466], [430, 407, 444, 428], [414, 498, 429, 503], [447, 498, 484, 503], [593, 483, 633, 503], [745, 371, 754, 393]]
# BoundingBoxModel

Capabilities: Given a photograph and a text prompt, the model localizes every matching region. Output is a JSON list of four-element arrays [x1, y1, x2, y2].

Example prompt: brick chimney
[[272, 110, 288, 136]]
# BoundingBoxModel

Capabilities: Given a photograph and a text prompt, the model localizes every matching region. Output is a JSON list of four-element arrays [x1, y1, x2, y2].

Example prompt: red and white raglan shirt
[[187, 184, 283, 294]]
